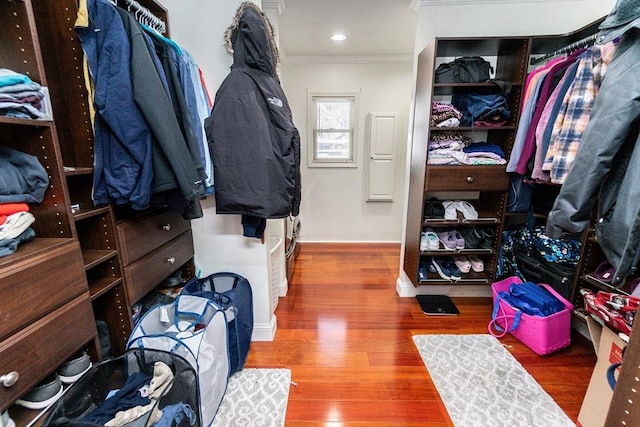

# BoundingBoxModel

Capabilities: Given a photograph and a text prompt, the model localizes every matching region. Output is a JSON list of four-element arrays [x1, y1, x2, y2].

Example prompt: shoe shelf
[[582, 274, 632, 295], [430, 125, 518, 132], [423, 218, 499, 226], [420, 248, 493, 255], [418, 272, 490, 285]]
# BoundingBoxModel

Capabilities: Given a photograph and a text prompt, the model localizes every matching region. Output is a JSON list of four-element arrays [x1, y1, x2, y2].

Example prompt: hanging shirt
[[542, 42, 616, 184]]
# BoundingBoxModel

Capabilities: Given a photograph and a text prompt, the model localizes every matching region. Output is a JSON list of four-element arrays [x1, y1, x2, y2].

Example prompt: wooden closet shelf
[[89, 277, 123, 301], [73, 206, 111, 221], [0, 116, 52, 127], [82, 249, 118, 270]]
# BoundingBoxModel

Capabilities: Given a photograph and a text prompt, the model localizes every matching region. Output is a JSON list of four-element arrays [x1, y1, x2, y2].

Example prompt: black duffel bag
[[513, 243, 576, 301], [435, 56, 493, 83]]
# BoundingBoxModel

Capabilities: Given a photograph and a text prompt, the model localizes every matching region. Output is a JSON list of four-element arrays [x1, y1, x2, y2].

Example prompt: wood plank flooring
[[246, 243, 597, 426]]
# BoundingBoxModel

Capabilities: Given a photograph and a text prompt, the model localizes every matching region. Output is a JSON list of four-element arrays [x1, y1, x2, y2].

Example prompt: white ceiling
[[269, 0, 418, 60]]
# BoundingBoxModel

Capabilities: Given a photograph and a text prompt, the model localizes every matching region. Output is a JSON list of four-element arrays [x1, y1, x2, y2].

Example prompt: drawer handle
[[466, 176, 474, 183], [161, 224, 171, 231], [1, 371, 19, 387], [166, 257, 176, 264]]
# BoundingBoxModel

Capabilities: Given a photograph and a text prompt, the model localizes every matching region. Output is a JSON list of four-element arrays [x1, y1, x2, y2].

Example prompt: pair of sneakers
[[459, 227, 494, 249], [420, 228, 440, 251], [429, 256, 462, 281], [15, 351, 92, 410]]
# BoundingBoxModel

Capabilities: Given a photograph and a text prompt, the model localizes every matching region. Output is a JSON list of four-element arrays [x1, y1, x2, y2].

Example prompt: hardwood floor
[[246, 243, 597, 426]]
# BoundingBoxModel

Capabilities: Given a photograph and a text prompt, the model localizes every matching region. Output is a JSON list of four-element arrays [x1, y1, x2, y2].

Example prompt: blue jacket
[[75, 0, 154, 210]]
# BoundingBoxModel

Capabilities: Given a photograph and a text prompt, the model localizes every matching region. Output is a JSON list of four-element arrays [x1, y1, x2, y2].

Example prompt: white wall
[[282, 60, 414, 242]]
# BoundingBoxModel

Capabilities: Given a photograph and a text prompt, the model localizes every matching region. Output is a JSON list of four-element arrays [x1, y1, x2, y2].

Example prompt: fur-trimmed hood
[[224, 2, 280, 74]]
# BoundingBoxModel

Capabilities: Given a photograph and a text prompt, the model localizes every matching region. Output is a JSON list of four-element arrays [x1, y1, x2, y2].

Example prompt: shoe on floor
[[58, 351, 92, 384], [1, 410, 15, 427], [15, 373, 63, 410]]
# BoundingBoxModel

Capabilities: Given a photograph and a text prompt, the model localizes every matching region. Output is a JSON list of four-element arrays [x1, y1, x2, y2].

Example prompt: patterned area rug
[[213, 368, 291, 427], [412, 334, 573, 427]]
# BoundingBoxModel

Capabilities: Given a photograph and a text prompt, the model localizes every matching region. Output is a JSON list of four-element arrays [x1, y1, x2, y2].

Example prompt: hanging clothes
[[75, 0, 211, 219], [205, 2, 301, 239], [508, 41, 616, 181], [546, 28, 640, 284], [75, 0, 155, 211], [540, 42, 616, 183]]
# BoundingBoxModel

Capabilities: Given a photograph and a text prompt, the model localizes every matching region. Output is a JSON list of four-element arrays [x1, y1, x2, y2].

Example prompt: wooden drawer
[[0, 293, 96, 412], [0, 241, 87, 341], [124, 230, 193, 304], [425, 165, 509, 192], [117, 210, 191, 266]]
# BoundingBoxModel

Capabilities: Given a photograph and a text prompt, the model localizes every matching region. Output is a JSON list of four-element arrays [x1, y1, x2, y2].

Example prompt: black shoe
[[459, 227, 482, 249], [478, 228, 495, 249]]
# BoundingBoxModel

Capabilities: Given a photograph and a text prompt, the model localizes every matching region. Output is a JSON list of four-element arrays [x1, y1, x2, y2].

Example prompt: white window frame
[[307, 90, 359, 168]]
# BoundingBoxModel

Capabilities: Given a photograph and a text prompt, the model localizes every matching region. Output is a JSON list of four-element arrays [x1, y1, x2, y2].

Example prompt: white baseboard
[[279, 277, 288, 297], [251, 314, 277, 341]]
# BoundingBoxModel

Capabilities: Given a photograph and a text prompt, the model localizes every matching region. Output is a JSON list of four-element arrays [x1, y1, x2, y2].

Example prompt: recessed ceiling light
[[331, 34, 347, 42]]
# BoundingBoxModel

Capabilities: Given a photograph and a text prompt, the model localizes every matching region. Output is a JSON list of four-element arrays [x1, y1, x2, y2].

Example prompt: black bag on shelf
[[434, 56, 493, 83]]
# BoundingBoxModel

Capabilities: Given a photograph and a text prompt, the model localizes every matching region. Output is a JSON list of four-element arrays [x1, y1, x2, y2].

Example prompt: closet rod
[[123, 0, 166, 34], [530, 33, 597, 65]]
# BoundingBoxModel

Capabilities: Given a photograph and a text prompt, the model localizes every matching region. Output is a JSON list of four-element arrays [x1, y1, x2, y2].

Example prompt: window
[[308, 91, 359, 167]]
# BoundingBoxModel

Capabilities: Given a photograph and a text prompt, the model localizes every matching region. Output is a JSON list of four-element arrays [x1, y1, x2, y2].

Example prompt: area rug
[[213, 368, 291, 427], [412, 334, 573, 427]]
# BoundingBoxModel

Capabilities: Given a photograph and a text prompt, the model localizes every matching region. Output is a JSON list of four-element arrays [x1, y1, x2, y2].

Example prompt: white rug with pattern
[[213, 368, 291, 427], [412, 334, 573, 427]]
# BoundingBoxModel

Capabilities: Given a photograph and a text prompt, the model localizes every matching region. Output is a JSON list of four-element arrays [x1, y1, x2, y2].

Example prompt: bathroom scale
[[416, 295, 459, 316]]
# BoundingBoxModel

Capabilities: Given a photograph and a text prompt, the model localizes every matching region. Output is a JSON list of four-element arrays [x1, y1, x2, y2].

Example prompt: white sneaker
[[1, 410, 15, 427], [421, 229, 440, 251]]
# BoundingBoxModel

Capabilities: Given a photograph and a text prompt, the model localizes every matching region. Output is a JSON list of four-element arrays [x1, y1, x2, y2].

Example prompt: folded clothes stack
[[0, 68, 47, 119]]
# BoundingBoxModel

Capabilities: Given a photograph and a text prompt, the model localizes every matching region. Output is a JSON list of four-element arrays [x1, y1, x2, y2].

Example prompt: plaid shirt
[[542, 42, 616, 184]]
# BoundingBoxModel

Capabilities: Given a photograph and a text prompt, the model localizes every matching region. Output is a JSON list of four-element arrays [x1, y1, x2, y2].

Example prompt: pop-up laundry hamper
[[41, 348, 200, 427], [127, 294, 230, 426], [182, 272, 253, 375]]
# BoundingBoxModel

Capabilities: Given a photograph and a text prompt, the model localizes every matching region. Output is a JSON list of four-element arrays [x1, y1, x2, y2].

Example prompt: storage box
[[490, 276, 573, 355], [576, 316, 626, 427]]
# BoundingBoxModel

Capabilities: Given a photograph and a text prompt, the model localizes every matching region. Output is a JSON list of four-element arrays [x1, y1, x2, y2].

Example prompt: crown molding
[[414, 0, 570, 8], [262, 0, 285, 15], [282, 54, 414, 65]]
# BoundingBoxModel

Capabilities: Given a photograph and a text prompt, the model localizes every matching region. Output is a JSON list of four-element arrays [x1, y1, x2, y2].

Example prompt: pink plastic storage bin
[[489, 276, 574, 355]]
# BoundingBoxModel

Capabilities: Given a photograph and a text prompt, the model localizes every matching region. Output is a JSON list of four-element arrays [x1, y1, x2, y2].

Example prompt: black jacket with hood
[[205, 2, 301, 231]]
